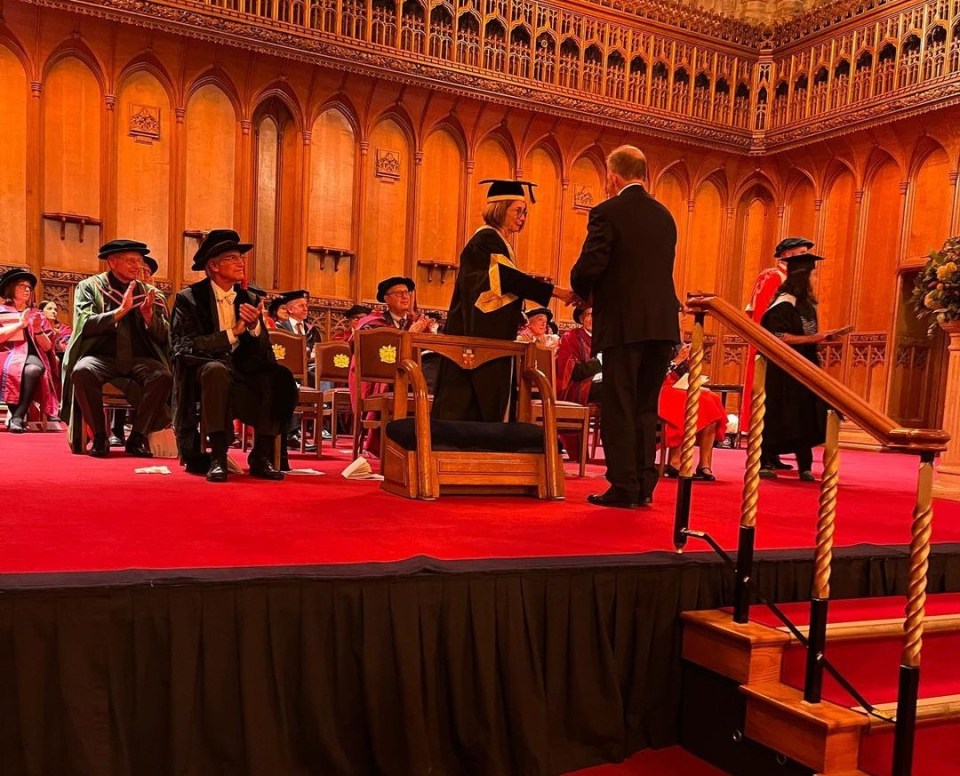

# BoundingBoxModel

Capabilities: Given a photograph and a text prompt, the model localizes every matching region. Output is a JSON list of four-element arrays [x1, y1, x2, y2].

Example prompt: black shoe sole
[[586, 495, 639, 509]]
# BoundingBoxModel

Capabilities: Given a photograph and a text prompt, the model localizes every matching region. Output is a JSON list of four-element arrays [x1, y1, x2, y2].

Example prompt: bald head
[[605, 145, 647, 197]]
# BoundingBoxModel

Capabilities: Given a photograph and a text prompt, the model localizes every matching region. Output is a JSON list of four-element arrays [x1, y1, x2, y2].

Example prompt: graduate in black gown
[[759, 254, 846, 482], [431, 179, 576, 422]]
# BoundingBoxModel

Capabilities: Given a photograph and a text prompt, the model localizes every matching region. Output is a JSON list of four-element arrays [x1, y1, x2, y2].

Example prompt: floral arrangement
[[913, 236, 960, 335]]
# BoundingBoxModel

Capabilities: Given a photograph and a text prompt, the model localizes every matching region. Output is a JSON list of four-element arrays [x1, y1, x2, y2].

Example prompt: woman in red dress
[[657, 344, 727, 480]]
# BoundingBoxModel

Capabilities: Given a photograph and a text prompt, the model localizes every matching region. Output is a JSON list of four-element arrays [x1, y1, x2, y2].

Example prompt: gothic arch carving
[[312, 93, 361, 136], [0, 26, 33, 79], [474, 125, 518, 171], [252, 81, 305, 132], [369, 103, 417, 149], [783, 167, 818, 201], [654, 159, 691, 201], [186, 68, 243, 118], [42, 40, 107, 94], [117, 53, 179, 107], [733, 170, 780, 204], [907, 135, 949, 181]]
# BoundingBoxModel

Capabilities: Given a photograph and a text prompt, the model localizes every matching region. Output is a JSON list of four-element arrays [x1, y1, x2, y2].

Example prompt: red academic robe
[[657, 371, 728, 449], [741, 266, 786, 431]]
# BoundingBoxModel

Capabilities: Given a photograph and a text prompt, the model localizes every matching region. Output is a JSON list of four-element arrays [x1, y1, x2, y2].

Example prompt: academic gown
[[760, 296, 827, 454], [431, 226, 553, 422]]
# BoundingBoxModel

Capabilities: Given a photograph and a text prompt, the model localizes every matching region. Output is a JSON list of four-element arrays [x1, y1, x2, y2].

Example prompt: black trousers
[[72, 355, 172, 436], [432, 358, 513, 423], [197, 361, 297, 440], [600, 340, 674, 499]]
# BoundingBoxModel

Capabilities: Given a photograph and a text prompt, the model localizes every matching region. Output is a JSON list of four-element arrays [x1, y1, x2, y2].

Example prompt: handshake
[[552, 286, 586, 309]]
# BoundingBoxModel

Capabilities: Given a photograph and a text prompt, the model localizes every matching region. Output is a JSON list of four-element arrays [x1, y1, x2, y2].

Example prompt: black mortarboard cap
[[278, 289, 309, 305], [480, 179, 537, 204], [784, 253, 826, 272]]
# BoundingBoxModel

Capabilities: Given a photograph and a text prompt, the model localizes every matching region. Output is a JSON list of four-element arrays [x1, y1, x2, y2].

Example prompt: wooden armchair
[[267, 328, 322, 457], [380, 332, 564, 501], [351, 327, 404, 459], [528, 345, 593, 477], [314, 340, 352, 447]]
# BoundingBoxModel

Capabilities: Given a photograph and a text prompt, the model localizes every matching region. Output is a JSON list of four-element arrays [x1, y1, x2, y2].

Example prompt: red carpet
[[565, 746, 726, 775], [4, 432, 960, 574]]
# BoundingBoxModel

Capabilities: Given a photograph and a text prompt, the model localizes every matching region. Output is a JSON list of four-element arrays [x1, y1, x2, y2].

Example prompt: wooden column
[[26, 80, 43, 276], [170, 106, 186, 290], [298, 130, 312, 289], [103, 93, 118, 240], [352, 138, 370, 301], [933, 321, 960, 501]]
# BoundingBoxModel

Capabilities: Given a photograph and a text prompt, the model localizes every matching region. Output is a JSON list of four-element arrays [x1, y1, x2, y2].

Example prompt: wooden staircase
[[679, 603, 960, 775]]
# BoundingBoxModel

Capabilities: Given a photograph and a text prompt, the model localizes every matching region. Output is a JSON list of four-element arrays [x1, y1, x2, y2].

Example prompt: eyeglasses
[[112, 255, 145, 264], [509, 207, 528, 217], [386, 290, 411, 298]]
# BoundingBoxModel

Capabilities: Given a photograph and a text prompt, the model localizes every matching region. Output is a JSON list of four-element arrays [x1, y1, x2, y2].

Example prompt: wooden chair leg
[[351, 402, 362, 460], [578, 415, 590, 478]]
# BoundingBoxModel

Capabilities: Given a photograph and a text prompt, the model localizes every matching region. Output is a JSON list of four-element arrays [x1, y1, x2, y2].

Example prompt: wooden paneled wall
[[1, 3, 959, 425]]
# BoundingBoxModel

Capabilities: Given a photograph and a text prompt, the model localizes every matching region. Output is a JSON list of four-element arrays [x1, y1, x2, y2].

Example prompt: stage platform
[[3, 434, 960, 774]]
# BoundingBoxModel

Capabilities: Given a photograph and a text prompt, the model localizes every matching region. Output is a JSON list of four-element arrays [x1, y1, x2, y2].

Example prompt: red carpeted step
[[563, 746, 727, 775], [726, 593, 960, 630], [857, 702, 960, 776]]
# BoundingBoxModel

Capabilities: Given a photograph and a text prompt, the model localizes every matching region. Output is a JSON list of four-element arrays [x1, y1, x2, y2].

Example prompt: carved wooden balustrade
[[44, 0, 960, 151]]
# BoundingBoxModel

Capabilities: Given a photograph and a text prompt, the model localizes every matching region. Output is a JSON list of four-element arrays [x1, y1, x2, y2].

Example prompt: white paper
[[341, 456, 384, 481], [286, 468, 325, 476], [134, 465, 172, 475]]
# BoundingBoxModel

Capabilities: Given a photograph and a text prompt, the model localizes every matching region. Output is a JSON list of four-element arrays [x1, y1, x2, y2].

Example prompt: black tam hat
[[142, 255, 159, 276], [268, 296, 287, 318], [246, 282, 268, 300], [191, 229, 253, 271], [774, 236, 814, 258], [784, 253, 825, 272], [0, 267, 37, 297], [99, 239, 151, 260], [278, 289, 309, 305], [573, 306, 590, 325], [480, 179, 537, 204], [343, 304, 372, 319], [376, 276, 415, 303], [524, 306, 553, 324]]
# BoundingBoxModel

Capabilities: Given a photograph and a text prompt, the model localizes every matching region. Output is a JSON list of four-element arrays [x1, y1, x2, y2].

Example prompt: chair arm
[[523, 367, 562, 497], [395, 358, 434, 497]]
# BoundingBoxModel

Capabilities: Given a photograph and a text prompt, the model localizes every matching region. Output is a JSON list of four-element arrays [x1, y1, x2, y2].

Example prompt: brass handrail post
[[804, 409, 841, 703], [734, 352, 767, 623], [892, 451, 936, 776], [673, 313, 705, 551]]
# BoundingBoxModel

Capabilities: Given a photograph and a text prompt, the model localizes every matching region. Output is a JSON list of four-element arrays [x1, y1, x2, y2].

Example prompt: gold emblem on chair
[[333, 353, 350, 369], [463, 348, 476, 368], [272, 343, 286, 361], [379, 344, 397, 364]]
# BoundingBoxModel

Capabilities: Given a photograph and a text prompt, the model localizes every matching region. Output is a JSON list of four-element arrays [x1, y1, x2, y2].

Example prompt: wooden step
[[740, 681, 869, 773], [784, 613, 960, 642], [681, 609, 791, 684], [855, 692, 960, 732]]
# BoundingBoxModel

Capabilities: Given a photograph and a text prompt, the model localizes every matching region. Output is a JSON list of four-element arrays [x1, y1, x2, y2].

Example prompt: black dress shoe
[[663, 464, 680, 478], [108, 434, 125, 448], [124, 432, 153, 458], [586, 488, 639, 509], [89, 433, 110, 457], [7, 416, 26, 434], [772, 459, 793, 471], [185, 453, 212, 475], [286, 434, 302, 449], [640, 495, 653, 506], [249, 459, 284, 480], [206, 457, 228, 483]]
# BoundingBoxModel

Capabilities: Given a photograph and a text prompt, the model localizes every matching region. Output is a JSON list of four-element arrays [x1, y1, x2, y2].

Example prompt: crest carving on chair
[[462, 348, 476, 368], [333, 353, 350, 369], [272, 343, 287, 361], [379, 344, 397, 364]]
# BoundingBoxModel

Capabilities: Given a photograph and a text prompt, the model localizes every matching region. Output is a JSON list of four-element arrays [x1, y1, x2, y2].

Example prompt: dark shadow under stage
[[3, 435, 960, 774]]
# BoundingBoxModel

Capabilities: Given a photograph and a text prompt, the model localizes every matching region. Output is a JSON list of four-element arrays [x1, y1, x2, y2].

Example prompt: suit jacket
[[169, 278, 277, 439], [277, 318, 322, 352], [61, 271, 170, 450], [570, 184, 680, 355]]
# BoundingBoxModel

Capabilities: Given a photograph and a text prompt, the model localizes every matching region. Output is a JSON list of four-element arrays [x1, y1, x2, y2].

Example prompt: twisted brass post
[[902, 457, 934, 669], [740, 355, 767, 530], [733, 354, 766, 623], [892, 453, 936, 776], [812, 410, 841, 600], [805, 409, 841, 702], [679, 320, 705, 478]]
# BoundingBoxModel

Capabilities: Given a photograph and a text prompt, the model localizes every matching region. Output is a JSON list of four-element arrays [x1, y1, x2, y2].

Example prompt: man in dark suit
[[170, 229, 298, 482], [570, 146, 680, 508]]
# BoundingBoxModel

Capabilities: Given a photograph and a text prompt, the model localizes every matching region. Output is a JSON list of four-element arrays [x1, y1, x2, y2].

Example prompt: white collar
[[617, 182, 645, 196], [212, 282, 235, 302]]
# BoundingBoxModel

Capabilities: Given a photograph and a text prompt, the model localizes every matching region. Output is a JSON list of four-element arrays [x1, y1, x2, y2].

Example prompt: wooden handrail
[[685, 293, 949, 454]]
